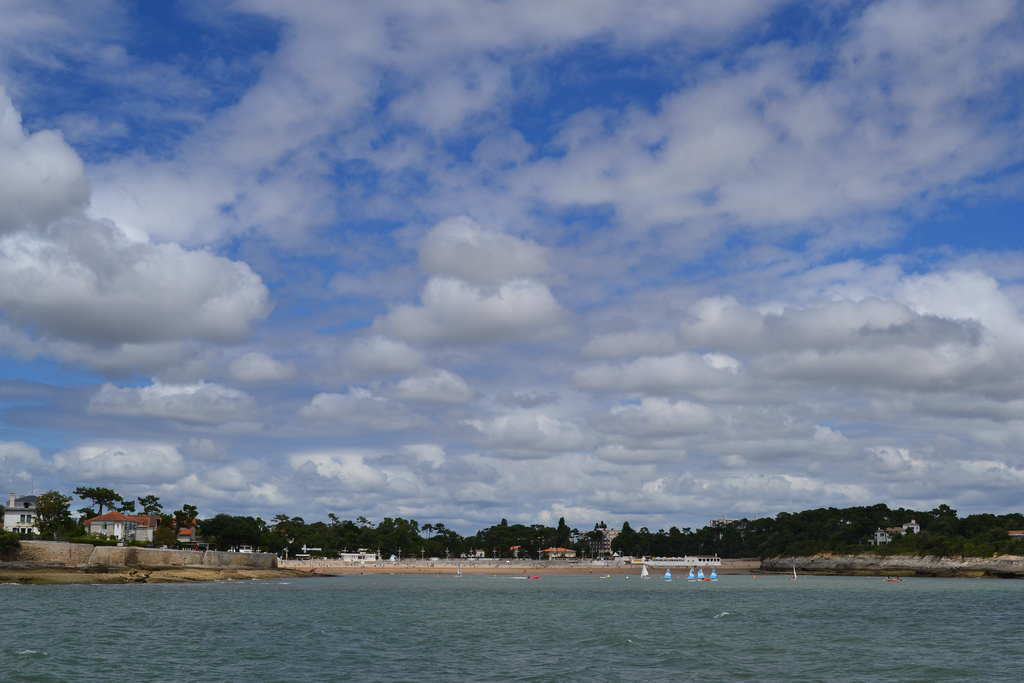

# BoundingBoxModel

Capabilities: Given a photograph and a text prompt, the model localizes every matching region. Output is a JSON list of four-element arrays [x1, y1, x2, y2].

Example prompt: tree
[[174, 504, 198, 528], [118, 499, 137, 514], [138, 495, 163, 516], [74, 487, 123, 515], [36, 491, 74, 540]]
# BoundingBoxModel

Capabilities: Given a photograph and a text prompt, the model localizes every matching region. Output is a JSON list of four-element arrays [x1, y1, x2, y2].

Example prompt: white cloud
[[0, 93, 270, 359], [582, 330, 677, 359], [466, 411, 591, 456], [376, 276, 565, 344], [401, 444, 446, 468], [53, 443, 188, 483], [574, 352, 734, 394], [419, 216, 547, 285], [393, 369, 474, 403], [300, 388, 425, 431], [0, 88, 89, 234], [88, 380, 257, 425], [288, 450, 389, 492], [229, 351, 296, 382], [598, 398, 716, 438], [0, 441, 45, 475], [341, 337, 428, 379]]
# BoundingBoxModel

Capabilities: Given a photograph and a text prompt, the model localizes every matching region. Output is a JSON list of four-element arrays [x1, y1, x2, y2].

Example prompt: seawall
[[11, 541, 277, 569], [762, 553, 1024, 578]]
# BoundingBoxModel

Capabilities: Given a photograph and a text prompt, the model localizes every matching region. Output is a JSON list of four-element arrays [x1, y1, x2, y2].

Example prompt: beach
[[280, 558, 760, 576]]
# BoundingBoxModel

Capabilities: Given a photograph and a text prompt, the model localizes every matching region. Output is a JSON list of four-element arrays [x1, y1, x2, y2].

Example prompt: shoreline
[[280, 558, 761, 576], [0, 564, 318, 585]]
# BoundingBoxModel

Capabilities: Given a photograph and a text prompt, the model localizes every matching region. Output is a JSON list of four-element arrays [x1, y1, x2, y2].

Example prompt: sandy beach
[[0, 565, 318, 585]]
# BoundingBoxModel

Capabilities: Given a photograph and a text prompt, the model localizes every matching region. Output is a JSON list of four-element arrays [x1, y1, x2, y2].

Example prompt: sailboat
[[640, 564, 650, 579], [664, 569, 672, 581], [697, 568, 706, 581], [455, 564, 462, 578], [687, 567, 696, 582], [791, 566, 797, 580], [710, 568, 718, 582]]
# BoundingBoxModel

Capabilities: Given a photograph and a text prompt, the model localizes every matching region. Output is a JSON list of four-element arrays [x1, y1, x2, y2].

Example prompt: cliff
[[762, 553, 1024, 578]]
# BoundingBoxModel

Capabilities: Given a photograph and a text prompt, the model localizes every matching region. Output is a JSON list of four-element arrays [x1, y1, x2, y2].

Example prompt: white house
[[84, 511, 161, 542], [869, 520, 921, 545], [4, 493, 39, 535], [337, 548, 381, 563]]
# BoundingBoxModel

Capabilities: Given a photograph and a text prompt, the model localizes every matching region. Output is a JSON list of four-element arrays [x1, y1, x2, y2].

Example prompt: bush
[[0, 530, 21, 558]]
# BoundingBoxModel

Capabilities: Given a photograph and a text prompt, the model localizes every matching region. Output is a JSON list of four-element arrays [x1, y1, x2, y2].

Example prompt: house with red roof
[[84, 511, 161, 543]]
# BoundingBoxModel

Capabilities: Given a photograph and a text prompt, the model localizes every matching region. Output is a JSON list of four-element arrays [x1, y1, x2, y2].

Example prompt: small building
[[338, 548, 380, 563], [540, 547, 577, 559], [1008, 530, 1024, 540], [4, 493, 39, 535], [868, 520, 920, 545], [84, 511, 161, 542]]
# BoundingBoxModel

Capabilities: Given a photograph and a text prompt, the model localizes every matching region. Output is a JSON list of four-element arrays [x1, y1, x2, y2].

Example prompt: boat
[[455, 564, 462, 578], [710, 568, 718, 582], [697, 568, 706, 581], [641, 565, 650, 579], [885, 576, 902, 582], [791, 566, 797, 580], [688, 567, 696, 582], [664, 569, 672, 581]]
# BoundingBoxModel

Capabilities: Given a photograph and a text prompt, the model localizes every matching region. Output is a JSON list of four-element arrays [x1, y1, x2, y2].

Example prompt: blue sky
[[2, 0, 1024, 532]]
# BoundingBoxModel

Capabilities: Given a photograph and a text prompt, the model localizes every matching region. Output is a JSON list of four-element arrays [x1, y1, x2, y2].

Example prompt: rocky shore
[[0, 541, 313, 585], [761, 553, 1024, 578]]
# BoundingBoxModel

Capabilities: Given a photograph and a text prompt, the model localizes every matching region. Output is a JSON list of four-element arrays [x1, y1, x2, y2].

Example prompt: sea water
[[2, 574, 1022, 682]]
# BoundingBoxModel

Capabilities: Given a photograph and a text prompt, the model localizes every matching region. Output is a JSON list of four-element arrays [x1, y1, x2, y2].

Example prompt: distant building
[[540, 547, 577, 559], [1008, 530, 1024, 540], [869, 520, 920, 545], [338, 549, 380, 563], [592, 528, 621, 556], [4, 493, 39, 535], [84, 511, 161, 543]]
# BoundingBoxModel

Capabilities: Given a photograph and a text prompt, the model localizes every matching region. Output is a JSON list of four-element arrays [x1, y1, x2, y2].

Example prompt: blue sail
[[688, 567, 696, 581], [665, 569, 672, 581], [697, 568, 705, 580], [710, 568, 718, 581]]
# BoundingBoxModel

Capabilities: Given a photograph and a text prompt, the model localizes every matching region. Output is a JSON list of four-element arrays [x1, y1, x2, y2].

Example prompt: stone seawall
[[13, 541, 277, 569], [762, 554, 1024, 578]]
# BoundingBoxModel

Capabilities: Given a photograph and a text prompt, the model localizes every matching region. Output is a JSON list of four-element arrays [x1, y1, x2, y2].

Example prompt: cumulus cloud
[[0, 89, 89, 233], [393, 369, 475, 403], [88, 380, 257, 425], [53, 443, 188, 483], [401, 443, 446, 468], [300, 388, 425, 431], [574, 352, 735, 394], [0, 93, 270, 360], [465, 411, 591, 456], [597, 398, 716, 438], [288, 450, 389, 492], [0, 440, 45, 475], [341, 337, 427, 379], [229, 351, 296, 382], [375, 276, 565, 344], [419, 216, 547, 285]]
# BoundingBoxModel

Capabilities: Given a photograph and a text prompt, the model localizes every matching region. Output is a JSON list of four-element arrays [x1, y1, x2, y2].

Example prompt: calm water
[[2, 573, 1022, 682]]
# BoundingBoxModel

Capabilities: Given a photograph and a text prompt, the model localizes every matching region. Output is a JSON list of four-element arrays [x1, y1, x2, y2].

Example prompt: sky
[[1, 0, 1024, 533]]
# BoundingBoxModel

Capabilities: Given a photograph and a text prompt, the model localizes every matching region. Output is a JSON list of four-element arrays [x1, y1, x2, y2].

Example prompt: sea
[[2, 573, 1022, 682]]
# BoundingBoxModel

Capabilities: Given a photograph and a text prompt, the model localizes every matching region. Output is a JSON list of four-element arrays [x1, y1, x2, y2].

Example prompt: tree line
[[5, 492, 1024, 560]]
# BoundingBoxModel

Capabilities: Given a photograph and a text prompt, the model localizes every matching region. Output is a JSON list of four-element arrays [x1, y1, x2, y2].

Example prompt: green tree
[[74, 486, 123, 515], [174, 504, 198, 527], [36, 491, 74, 539], [138, 495, 163, 516], [0, 530, 20, 558], [118, 499, 137, 513]]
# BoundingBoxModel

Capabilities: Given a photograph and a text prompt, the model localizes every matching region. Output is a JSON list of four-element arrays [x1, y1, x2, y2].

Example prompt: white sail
[[792, 566, 797, 580], [456, 564, 462, 577], [710, 568, 718, 581], [665, 569, 672, 581], [641, 564, 650, 578], [688, 567, 696, 581], [697, 568, 705, 580]]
